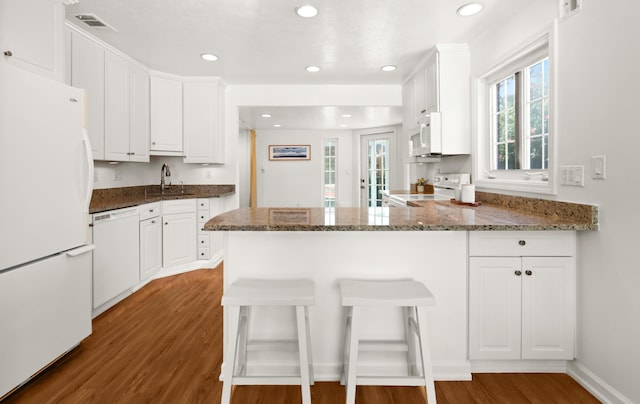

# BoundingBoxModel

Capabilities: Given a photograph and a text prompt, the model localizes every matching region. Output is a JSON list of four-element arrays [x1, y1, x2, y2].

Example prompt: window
[[322, 139, 337, 207], [491, 57, 549, 171], [475, 28, 556, 194]]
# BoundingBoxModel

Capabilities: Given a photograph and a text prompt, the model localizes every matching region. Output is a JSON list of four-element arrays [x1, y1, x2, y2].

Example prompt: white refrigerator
[[0, 64, 94, 398]]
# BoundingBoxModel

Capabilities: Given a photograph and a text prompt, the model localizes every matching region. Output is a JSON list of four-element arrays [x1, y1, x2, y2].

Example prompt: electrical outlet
[[113, 174, 123, 181], [205, 169, 211, 179], [560, 165, 584, 186], [591, 156, 606, 180]]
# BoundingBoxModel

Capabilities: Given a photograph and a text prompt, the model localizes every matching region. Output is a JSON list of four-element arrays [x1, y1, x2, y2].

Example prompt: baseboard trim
[[470, 360, 568, 373], [567, 361, 634, 404]]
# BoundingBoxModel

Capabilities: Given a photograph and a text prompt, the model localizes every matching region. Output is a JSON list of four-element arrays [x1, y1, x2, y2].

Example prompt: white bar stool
[[339, 279, 437, 404], [221, 278, 315, 404]]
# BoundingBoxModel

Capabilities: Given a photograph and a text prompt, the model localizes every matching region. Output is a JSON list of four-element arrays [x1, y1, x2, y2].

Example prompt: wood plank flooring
[[4, 266, 600, 404]]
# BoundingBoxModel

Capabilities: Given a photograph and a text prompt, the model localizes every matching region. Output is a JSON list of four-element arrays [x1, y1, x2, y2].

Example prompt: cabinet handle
[[4, 50, 13, 57], [515, 270, 522, 276], [525, 270, 533, 276], [518, 240, 526, 246]]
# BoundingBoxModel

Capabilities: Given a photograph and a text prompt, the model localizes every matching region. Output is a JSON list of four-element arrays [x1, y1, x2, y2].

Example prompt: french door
[[360, 132, 393, 207]]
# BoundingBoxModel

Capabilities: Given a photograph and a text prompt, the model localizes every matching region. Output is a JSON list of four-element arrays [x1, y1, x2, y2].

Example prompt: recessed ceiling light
[[381, 65, 397, 72], [341, 114, 352, 118], [261, 113, 272, 118], [305, 65, 320, 73], [339, 124, 348, 128], [295, 5, 318, 18], [273, 124, 282, 128], [200, 53, 218, 61], [457, 2, 484, 16]]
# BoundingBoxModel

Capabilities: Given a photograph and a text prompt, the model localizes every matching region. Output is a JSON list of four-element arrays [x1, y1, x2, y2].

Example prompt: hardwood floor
[[4, 267, 600, 404]]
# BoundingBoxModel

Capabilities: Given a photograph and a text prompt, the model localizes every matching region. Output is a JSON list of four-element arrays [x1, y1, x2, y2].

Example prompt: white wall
[[470, 1, 640, 402], [255, 129, 353, 207]]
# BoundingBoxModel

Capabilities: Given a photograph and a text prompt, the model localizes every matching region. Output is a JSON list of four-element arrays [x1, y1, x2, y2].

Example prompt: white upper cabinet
[[402, 44, 470, 155], [70, 30, 105, 160], [150, 74, 183, 154], [129, 64, 150, 162], [104, 51, 150, 162], [183, 80, 225, 164], [0, 0, 64, 80], [70, 29, 149, 162], [104, 51, 130, 161]]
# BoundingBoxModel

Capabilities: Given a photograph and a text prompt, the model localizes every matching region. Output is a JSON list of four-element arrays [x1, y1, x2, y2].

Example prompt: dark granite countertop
[[89, 184, 235, 214], [204, 193, 598, 232]]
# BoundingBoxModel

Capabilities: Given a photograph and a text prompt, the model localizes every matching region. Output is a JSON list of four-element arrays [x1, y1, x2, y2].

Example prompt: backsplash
[[93, 156, 231, 189]]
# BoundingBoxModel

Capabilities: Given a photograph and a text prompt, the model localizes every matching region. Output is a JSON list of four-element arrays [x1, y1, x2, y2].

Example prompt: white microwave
[[409, 112, 442, 157]]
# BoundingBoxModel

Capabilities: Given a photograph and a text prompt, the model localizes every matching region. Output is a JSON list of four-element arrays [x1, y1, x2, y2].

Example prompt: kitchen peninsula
[[205, 197, 597, 381]]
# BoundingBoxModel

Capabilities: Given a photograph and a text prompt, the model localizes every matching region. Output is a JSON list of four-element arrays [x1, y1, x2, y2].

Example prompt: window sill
[[474, 178, 556, 195]]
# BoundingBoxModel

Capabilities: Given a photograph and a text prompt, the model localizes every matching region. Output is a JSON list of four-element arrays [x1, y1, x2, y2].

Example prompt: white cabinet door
[[139, 217, 162, 280], [0, 0, 63, 80], [424, 51, 438, 113], [437, 45, 470, 154], [162, 212, 196, 267], [469, 257, 522, 360], [129, 64, 150, 162], [521, 257, 575, 360], [469, 256, 576, 361], [412, 67, 426, 121], [104, 50, 130, 161], [183, 80, 224, 164], [402, 77, 417, 135], [70, 31, 105, 160], [150, 75, 183, 153]]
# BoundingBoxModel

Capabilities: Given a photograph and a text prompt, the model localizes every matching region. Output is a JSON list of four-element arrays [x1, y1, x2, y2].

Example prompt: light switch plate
[[560, 165, 584, 186], [591, 156, 606, 180]]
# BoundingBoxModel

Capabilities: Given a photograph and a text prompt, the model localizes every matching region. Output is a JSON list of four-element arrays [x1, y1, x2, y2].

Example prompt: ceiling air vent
[[75, 14, 118, 31]]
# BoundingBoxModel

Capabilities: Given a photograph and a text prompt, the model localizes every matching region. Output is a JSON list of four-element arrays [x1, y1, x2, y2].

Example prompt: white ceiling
[[65, 0, 533, 130]]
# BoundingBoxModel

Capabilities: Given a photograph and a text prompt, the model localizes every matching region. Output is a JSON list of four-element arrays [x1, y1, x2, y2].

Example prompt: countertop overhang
[[204, 198, 598, 232]]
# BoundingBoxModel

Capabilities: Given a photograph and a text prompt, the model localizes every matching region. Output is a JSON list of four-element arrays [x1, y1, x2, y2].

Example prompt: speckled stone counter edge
[[475, 191, 599, 229], [89, 184, 235, 214]]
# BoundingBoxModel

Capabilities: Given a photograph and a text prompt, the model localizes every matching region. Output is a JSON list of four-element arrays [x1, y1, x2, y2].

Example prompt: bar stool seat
[[221, 278, 315, 404], [340, 279, 437, 404]]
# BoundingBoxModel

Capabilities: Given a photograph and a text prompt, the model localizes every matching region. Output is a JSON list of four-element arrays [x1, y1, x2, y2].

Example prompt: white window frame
[[474, 23, 558, 195], [321, 138, 338, 207]]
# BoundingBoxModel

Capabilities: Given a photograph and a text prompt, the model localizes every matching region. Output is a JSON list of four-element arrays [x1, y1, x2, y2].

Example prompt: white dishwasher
[[92, 207, 140, 309]]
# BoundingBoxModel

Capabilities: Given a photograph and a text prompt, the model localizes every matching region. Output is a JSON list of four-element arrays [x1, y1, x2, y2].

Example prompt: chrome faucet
[[161, 163, 171, 194]]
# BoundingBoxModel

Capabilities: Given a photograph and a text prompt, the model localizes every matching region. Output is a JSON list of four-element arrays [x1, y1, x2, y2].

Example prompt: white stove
[[433, 173, 471, 199]]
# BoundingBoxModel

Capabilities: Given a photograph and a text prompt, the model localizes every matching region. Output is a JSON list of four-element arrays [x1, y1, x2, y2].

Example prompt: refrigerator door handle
[[66, 244, 95, 257], [82, 128, 95, 211]]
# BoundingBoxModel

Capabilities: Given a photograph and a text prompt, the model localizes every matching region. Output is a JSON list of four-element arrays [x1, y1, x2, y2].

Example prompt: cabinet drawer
[[198, 248, 211, 260], [197, 198, 210, 211], [162, 199, 196, 215], [469, 231, 575, 257], [198, 234, 210, 247], [139, 202, 161, 221]]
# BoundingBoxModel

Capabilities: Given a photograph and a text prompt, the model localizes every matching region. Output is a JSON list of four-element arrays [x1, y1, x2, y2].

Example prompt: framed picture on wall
[[268, 145, 311, 161]]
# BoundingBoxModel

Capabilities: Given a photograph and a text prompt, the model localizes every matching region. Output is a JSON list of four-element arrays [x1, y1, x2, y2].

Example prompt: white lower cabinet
[[162, 199, 197, 267], [197, 198, 211, 260], [468, 231, 576, 361], [139, 203, 161, 281]]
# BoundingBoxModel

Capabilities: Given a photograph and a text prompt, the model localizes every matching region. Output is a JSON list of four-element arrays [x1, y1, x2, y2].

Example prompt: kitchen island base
[[221, 231, 471, 381]]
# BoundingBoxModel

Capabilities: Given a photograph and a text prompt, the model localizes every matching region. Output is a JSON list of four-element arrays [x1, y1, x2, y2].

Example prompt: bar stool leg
[[340, 310, 352, 386], [236, 306, 250, 377], [296, 306, 312, 404], [404, 306, 418, 376], [304, 306, 315, 385], [416, 307, 437, 404], [221, 305, 241, 404], [345, 306, 361, 404]]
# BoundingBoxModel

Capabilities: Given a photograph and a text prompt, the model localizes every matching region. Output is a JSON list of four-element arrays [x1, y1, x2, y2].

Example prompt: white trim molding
[[568, 361, 635, 404]]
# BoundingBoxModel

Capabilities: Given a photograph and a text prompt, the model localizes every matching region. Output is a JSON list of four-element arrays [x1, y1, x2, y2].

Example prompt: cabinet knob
[[164, 222, 168, 225], [518, 240, 526, 246], [515, 270, 522, 276], [151, 220, 156, 224], [525, 270, 533, 276], [4, 50, 13, 57], [152, 141, 156, 145]]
